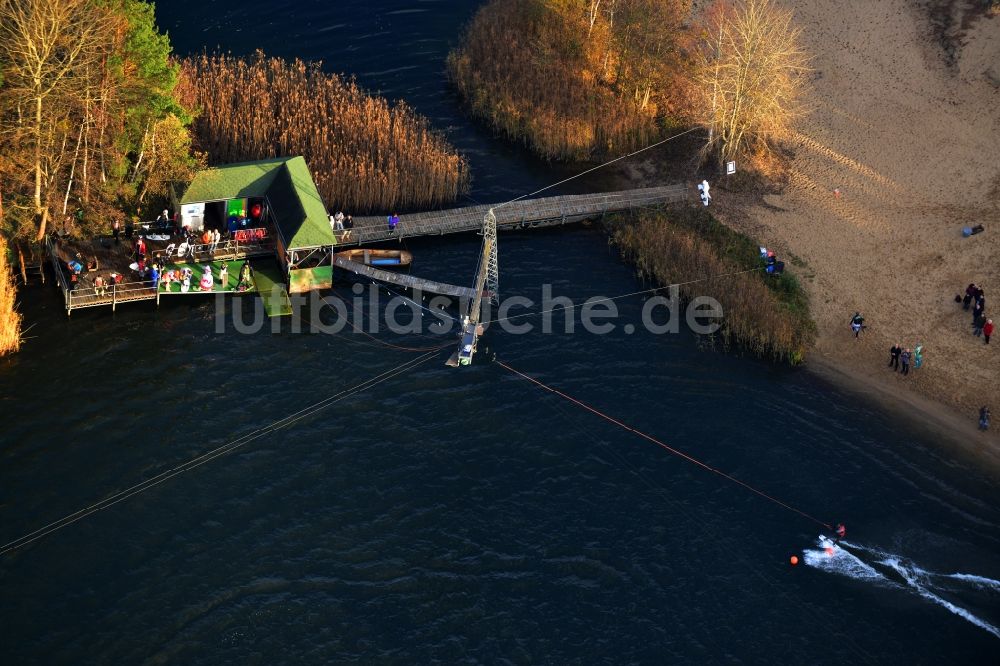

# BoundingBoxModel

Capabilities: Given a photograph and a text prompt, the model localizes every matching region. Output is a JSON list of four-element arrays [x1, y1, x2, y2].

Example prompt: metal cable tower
[[483, 208, 499, 305], [448, 208, 500, 367]]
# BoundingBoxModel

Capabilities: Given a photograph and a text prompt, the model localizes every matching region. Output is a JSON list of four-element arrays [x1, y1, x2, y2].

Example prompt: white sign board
[[726, 161, 736, 175], [180, 202, 205, 231]]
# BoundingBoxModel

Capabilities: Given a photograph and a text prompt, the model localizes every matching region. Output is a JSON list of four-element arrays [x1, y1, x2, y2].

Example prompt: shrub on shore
[[611, 207, 815, 363], [0, 237, 22, 357], [177, 52, 470, 214], [447, 0, 693, 161]]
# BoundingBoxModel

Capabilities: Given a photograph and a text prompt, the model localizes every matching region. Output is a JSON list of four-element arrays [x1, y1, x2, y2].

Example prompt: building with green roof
[[178, 156, 334, 251], [177, 156, 336, 293]]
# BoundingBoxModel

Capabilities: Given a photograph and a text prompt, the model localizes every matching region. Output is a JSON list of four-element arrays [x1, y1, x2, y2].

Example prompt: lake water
[[1, 1, 998, 663]]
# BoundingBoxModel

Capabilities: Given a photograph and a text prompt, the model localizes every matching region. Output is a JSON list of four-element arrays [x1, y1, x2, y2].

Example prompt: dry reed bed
[[447, 0, 664, 161], [612, 209, 814, 363], [0, 237, 22, 356], [177, 52, 469, 213]]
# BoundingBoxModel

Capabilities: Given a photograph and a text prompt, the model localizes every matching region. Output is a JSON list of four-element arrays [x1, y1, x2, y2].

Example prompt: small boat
[[334, 248, 413, 267]]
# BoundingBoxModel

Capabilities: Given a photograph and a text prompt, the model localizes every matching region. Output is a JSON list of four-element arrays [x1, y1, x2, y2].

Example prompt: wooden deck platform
[[335, 184, 690, 246], [333, 255, 477, 299], [48, 234, 275, 313]]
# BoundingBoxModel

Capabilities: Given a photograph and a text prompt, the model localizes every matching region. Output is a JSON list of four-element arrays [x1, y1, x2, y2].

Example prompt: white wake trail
[[803, 537, 1000, 641], [878, 558, 1000, 640]]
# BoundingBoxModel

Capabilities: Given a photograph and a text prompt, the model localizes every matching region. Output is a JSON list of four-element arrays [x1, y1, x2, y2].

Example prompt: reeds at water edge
[[0, 237, 23, 356], [611, 208, 815, 363], [177, 52, 470, 214]]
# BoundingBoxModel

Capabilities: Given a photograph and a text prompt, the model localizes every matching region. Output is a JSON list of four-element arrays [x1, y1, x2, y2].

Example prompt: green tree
[[0, 0, 195, 239]]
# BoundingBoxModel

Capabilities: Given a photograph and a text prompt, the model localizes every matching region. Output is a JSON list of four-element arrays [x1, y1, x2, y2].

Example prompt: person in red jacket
[[833, 523, 846, 544], [984, 319, 994, 345]]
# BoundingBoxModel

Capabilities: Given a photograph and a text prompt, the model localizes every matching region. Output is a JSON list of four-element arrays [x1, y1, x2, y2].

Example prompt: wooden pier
[[334, 184, 690, 246], [45, 181, 692, 314], [333, 255, 478, 299]]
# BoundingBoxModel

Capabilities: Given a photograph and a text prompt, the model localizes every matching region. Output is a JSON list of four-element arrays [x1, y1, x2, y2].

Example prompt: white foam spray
[[803, 536, 1000, 640]]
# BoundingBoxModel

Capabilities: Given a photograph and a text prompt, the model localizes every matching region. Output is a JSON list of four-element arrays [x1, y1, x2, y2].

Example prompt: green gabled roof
[[179, 156, 334, 250], [272, 156, 335, 250], [180, 157, 288, 203]]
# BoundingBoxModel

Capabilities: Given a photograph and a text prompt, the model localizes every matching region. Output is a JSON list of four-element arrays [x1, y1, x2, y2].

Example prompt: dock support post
[[112, 282, 117, 312]]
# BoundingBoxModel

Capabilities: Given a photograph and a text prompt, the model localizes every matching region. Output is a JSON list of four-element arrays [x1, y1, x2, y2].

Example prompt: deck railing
[[46, 232, 275, 313], [66, 279, 158, 310], [160, 236, 274, 262]]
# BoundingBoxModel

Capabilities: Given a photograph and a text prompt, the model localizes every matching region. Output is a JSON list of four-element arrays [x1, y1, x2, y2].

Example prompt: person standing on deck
[[980, 406, 991, 431], [112, 219, 121, 245], [900, 348, 911, 375], [237, 261, 254, 291], [388, 213, 399, 234], [913, 343, 924, 369], [984, 319, 994, 345]]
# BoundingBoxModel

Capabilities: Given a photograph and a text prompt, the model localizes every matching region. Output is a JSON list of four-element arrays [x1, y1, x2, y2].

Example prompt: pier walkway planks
[[334, 184, 690, 246]]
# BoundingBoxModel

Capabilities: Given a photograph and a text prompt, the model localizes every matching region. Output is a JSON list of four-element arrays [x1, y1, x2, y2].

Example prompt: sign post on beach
[[726, 161, 736, 175]]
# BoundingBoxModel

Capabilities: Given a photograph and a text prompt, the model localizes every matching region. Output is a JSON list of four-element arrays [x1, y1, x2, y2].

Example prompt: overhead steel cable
[[482, 266, 766, 326], [0, 350, 443, 556], [497, 359, 834, 532]]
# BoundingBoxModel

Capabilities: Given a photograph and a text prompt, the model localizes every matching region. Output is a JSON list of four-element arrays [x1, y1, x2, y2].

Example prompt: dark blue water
[[2, 2, 998, 663]]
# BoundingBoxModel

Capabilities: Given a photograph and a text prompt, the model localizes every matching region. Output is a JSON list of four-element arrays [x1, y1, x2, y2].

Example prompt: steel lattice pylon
[[484, 208, 499, 305]]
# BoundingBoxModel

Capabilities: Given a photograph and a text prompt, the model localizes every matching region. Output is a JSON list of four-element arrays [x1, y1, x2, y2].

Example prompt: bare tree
[[0, 0, 113, 238], [695, 0, 809, 166], [587, 0, 602, 37]]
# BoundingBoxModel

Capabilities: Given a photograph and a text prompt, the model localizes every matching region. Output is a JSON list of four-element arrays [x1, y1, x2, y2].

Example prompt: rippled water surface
[[1, 1, 998, 663]]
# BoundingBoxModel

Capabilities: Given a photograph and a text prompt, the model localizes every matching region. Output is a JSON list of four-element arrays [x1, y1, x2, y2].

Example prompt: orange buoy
[[790, 555, 799, 565]]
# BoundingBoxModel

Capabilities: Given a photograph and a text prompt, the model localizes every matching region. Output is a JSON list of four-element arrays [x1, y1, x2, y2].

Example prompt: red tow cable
[[496, 360, 834, 532]]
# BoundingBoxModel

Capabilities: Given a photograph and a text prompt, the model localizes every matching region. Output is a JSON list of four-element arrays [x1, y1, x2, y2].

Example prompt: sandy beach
[[702, 0, 1000, 447]]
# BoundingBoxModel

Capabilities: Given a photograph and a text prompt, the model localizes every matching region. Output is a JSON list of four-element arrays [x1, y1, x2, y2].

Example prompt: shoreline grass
[[610, 207, 816, 363], [0, 237, 23, 356]]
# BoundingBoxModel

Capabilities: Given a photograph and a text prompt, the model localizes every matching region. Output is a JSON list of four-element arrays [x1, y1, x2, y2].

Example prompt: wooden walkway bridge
[[333, 255, 477, 299], [335, 184, 690, 246]]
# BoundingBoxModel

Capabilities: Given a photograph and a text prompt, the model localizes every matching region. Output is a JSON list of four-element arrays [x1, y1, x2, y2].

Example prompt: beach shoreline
[[805, 352, 1000, 476], [617, 0, 999, 465]]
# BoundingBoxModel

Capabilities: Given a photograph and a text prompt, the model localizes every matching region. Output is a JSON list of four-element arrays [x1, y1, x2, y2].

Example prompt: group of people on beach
[[960, 283, 993, 344], [848, 313, 924, 376], [960, 284, 992, 432], [887, 342, 922, 376], [850, 280, 995, 430]]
